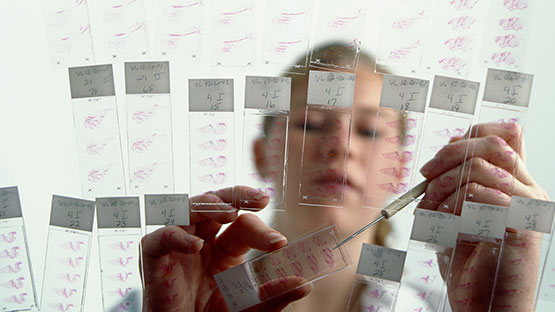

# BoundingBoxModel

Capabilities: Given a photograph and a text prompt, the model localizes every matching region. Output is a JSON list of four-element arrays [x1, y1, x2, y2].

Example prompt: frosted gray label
[[96, 197, 141, 228], [125, 61, 171, 94], [50, 195, 95, 232], [189, 79, 234, 112], [380, 75, 429, 113], [0, 186, 22, 219], [69, 64, 115, 99], [483, 68, 533, 107], [145, 194, 189, 226], [245, 76, 291, 111], [430, 76, 479, 115]]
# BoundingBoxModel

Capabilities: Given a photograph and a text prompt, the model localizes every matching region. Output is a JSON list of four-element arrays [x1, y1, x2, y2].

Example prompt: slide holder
[[40, 195, 95, 312], [0, 186, 38, 311], [462, 68, 533, 206], [215, 224, 351, 312], [68, 64, 126, 198], [299, 70, 355, 208], [188, 78, 235, 212], [362, 74, 429, 212], [413, 75, 480, 212], [96, 197, 143, 312], [347, 243, 406, 312], [124, 61, 175, 194], [440, 201, 508, 311], [241, 76, 291, 211]]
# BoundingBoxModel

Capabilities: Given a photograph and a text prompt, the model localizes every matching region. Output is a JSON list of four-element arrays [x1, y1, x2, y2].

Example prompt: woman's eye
[[297, 120, 323, 132], [357, 127, 380, 138]]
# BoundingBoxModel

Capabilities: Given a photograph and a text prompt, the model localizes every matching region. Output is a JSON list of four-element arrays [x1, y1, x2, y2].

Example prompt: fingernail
[[420, 158, 437, 176], [247, 189, 268, 201], [267, 232, 287, 244], [305, 283, 315, 295], [185, 233, 204, 247]]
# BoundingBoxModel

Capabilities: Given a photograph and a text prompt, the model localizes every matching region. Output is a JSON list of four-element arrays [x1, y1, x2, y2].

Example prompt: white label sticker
[[307, 71, 355, 108], [460, 201, 509, 239], [214, 264, 261, 312], [356, 243, 406, 282], [508, 196, 555, 233], [410, 209, 459, 247]]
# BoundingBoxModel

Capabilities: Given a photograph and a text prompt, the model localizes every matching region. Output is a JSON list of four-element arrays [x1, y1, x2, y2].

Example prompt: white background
[[1, 1, 554, 311]]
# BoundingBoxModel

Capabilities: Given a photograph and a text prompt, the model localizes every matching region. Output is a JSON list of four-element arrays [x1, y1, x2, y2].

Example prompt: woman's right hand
[[419, 122, 548, 311], [141, 186, 313, 312]]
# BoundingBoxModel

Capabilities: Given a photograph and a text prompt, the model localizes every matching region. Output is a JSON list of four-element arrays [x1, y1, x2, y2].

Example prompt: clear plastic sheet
[[309, 0, 366, 71], [504, 197, 555, 311], [125, 61, 175, 194], [347, 243, 406, 312], [68, 64, 126, 198], [421, 0, 486, 77], [0, 187, 38, 311], [299, 71, 355, 208], [96, 197, 143, 312], [363, 75, 429, 211], [479, 0, 535, 70], [414, 76, 480, 211], [241, 76, 291, 210], [214, 224, 351, 312], [462, 69, 533, 206], [210, 0, 256, 67], [538, 229, 555, 310], [154, 0, 205, 62], [440, 233, 503, 312], [142, 194, 191, 311], [188, 79, 235, 211], [40, 195, 95, 312], [97, 0, 150, 61], [43, 0, 95, 67], [262, 0, 313, 74], [375, 0, 433, 74], [347, 276, 400, 312], [396, 209, 458, 312], [439, 201, 508, 311]]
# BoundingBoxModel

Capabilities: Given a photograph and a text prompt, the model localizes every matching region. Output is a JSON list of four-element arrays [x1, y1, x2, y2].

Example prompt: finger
[[190, 186, 269, 224], [449, 135, 464, 144], [423, 182, 511, 215], [421, 157, 533, 210], [493, 229, 542, 310], [141, 226, 203, 258], [193, 218, 223, 241], [214, 214, 288, 266], [420, 135, 534, 185], [243, 277, 313, 312], [466, 122, 524, 158], [449, 238, 501, 310]]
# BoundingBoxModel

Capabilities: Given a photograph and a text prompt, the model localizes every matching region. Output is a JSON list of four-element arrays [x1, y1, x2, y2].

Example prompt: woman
[[140, 46, 549, 311]]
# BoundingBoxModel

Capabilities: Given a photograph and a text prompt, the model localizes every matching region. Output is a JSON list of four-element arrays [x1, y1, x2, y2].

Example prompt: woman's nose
[[315, 115, 352, 163]]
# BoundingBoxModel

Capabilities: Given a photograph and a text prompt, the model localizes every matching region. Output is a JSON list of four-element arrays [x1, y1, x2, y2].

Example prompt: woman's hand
[[141, 186, 312, 312], [418, 122, 549, 311]]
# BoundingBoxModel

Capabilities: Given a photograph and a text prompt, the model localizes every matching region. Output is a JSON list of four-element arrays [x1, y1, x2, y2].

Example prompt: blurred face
[[256, 68, 403, 227]]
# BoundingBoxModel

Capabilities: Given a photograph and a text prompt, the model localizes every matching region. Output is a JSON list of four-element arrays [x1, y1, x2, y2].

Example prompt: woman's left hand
[[418, 122, 549, 311]]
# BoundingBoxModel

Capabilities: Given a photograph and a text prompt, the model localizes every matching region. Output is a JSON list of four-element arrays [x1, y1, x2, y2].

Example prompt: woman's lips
[[310, 169, 362, 195]]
